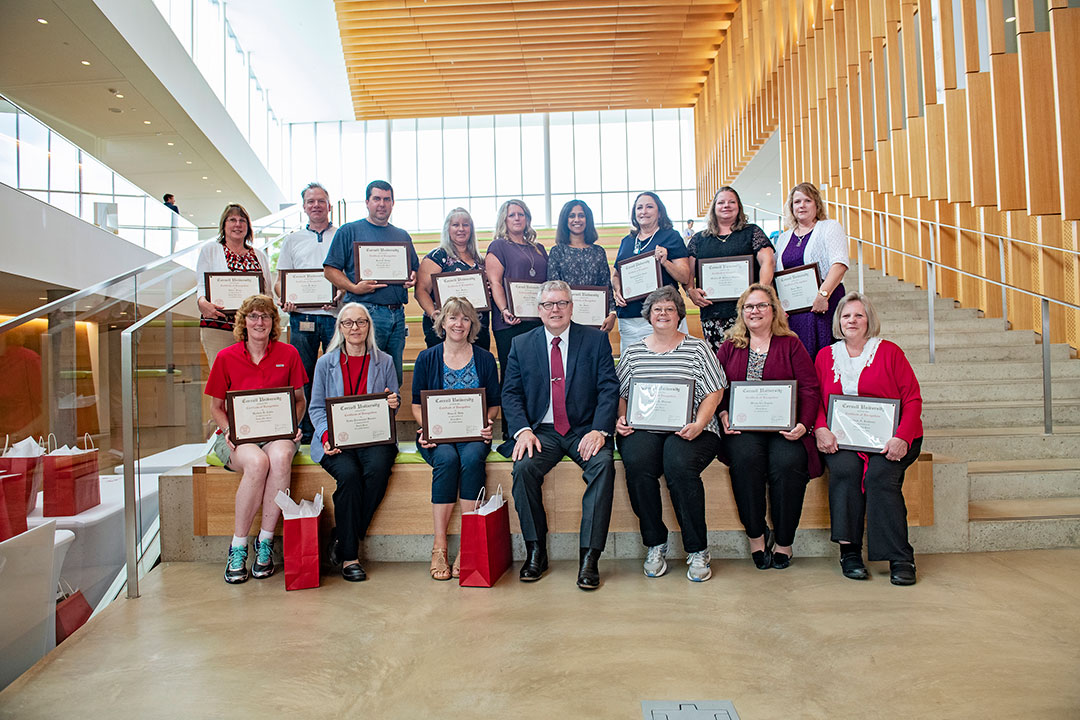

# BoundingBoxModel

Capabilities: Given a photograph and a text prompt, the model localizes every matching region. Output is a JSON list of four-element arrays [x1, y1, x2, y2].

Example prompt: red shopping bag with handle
[[0, 435, 45, 515], [275, 489, 322, 591], [0, 472, 28, 541], [459, 485, 512, 587], [55, 579, 93, 644], [43, 434, 100, 517]]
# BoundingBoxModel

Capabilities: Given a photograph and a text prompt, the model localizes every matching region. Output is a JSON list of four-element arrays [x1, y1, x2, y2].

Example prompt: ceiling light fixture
[[115, 93, 124, 98], [1005, 16, 1016, 22], [81, 60, 91, 66], [37, 18, 48, 24], [202, 176, 208, 180], [167, 142, 174, 146], [185, 161, 192, 164], [143, 120, 151, 125]]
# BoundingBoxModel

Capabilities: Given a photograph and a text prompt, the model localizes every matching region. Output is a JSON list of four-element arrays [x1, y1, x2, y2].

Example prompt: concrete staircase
[[855, 267, 1080, 552]]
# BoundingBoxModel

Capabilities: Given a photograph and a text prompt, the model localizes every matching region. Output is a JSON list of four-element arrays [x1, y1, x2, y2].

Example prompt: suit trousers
[[511, 424, 615, 551], [319, 444, 397, 561], [724, 431, 810, 547], [824, 437, 923, 563], [617, 429, 720, 553]]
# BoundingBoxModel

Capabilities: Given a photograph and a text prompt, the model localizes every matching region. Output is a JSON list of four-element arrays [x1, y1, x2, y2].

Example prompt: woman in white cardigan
[[773, 182, 849, 359]]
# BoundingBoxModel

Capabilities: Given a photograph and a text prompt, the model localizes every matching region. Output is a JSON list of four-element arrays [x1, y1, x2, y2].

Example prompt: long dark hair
[[555, 199, 598, 245], [706, 186, 748, 236], [631, 191, 673, 234]]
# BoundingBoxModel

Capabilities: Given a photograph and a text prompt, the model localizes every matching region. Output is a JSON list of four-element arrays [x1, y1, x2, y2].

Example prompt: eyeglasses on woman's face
[[340, 318, 370, 329], [246, 312, 273, 323], [743, 302, 773, 313]]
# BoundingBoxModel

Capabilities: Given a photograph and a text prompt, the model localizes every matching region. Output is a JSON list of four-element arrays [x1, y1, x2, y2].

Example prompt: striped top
[[617, 335, 728, 436]]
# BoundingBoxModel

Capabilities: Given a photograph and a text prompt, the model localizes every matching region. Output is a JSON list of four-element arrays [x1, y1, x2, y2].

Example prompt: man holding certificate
[[501, 281, 619, 590], [204, 295, 308, 585], [615, 287, 726, 582], [813, 292, 924, 586]]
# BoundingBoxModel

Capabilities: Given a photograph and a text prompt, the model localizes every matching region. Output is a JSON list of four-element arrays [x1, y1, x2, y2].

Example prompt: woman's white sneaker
[[686, 550, 712, 582], [643, 544, 668, 577]]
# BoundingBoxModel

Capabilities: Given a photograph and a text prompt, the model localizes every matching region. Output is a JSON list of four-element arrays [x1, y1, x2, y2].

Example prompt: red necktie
[[551, 337, 570, 435]]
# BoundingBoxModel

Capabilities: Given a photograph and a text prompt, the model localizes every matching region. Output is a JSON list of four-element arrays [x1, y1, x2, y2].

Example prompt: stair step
[[923, 426, 1080, 460], [922, 399, 1080, 428], [901, 343, 1070, 364], [969, 497, 1080, 521], [921, 377, 1080, 402], [911, 359, 1080, 382], [889, 329, 1034, 349], [969, 458, 1080, 474], [968, 458, 1080, 500]]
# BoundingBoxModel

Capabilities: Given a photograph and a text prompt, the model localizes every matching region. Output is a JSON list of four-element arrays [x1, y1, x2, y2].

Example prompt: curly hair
[[233, 294, 280, 343]]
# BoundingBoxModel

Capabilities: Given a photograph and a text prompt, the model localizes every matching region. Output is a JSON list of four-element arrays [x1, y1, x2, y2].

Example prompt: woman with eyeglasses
[[612, 192, 692, 353], [715, 284, 821, 570], [309, 302, 401, 582], [204, 294, 307, 585]]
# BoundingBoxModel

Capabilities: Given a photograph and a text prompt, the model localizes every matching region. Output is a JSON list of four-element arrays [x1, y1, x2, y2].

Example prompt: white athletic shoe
[[643, 543, 668, 577], [686, 549, 712, 582]]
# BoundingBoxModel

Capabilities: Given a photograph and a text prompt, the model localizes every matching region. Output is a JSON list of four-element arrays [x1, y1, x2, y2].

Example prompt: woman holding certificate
[[612, 192, 692, 353], [715, 285, 821, 570], [309, 302, 400, 582], [411, 298, 501, 581], [415, 208, 491, 352], [204, 295, 308, 585], [615, 287, 726, 582], [196, 203, 274, 367], [686, 186, 775, 354], [773, 182, 849, 360], [547, 200, 616, 332], [813, 292, 923, 586]]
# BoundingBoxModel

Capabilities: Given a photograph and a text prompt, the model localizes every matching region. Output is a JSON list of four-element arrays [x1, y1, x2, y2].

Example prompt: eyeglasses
[[743, 302, 773, 313], [246, 313, 273, 322], [340, 319, 370, 329], [538, 300, 571, 310], [651, 306, 678, 315]]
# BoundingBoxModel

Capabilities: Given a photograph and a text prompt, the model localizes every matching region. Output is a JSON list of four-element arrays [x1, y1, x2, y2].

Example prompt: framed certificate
[[225, 387, 297, 445], [432, 270, 490, 312], [354, 241, 411, 284], [280, 269, 335, 308], [326, 392, 396, 449], [773, 263, 822, 314], [697, 255, 753, 301], [626, 378, 695, 432], [727, 380, 797, 431], [570, 285, 611, 328], [504, 278, 543, 319], [827, 395, 901, 452], [420, 389, 488, 443], [615, 252, 662, 302], [205, 272, 264, 312]]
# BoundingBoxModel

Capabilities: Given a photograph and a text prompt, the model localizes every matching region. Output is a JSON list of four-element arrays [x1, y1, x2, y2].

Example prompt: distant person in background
[[547, 199, 616, 333], [163, 194, 179, 214], [275, 182, 339, 445], [683, 219, 694, 242]]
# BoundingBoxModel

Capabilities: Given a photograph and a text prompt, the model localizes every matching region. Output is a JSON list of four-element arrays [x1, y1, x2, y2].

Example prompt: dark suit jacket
[[502, 322, 618, 438]]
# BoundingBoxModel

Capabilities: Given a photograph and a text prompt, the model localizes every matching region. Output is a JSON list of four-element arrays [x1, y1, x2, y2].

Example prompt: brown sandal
[[451, 553, 461, 579], [430, 549, 451, 581]]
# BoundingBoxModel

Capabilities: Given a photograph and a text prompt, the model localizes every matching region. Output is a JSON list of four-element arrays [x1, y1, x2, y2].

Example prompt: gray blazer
[[308, 345, 399, 463]]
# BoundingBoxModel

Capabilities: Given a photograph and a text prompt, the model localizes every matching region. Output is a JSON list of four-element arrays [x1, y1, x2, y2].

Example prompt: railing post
[[998, 237, 1009, 331], [1042, 298, 1053, 435], [857, 239, 864, 294], [121, 328, 140, 599], [927, 223, 938, 364]]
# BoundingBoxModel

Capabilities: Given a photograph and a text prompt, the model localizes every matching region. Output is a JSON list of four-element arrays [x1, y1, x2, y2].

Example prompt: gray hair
[[536, 280, 572, 304], [301, 182, 329, 203], [641, 285, 686, 322], [832, 291, 881, 340], [326, 303, 377, 355]]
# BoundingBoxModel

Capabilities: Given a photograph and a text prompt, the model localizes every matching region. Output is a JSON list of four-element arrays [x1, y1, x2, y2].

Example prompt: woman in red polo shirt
[[204, 294, 307, 585]]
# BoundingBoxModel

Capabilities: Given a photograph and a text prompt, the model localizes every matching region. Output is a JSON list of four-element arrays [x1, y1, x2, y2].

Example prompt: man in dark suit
[[501, 280, 619, 590]]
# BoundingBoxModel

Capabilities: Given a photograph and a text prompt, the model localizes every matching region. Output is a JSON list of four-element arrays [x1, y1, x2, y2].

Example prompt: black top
[[687, 224, 770, 323]]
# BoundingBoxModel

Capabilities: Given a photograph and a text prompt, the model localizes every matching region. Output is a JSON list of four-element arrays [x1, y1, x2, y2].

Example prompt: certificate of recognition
[[626, 378, 695, 432], [432, 270, 490, 311], [727, 380, 797, 431], [697, 255, 753, 301], [570, 285, 611, 328], [279, 269, 335, 308], [504, 279, 543, 319], [420, 389, 488, 443], [773, 263, 821, 314], [226, 387, 297, 445], [354, 241, 411, 284], [827, 395, 901, 452], [326, 392, 396, 449], [616, 252, 662, 302], [206, 272, 264, 312]]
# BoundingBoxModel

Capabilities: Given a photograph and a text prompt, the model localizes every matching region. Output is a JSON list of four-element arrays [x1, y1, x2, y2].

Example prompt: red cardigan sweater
[[716, 334, 823, 478], [813, 340, 924, 444]]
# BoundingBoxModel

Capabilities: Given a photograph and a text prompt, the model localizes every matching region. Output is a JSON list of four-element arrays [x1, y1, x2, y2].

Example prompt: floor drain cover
[[641, 701, 740, 719]]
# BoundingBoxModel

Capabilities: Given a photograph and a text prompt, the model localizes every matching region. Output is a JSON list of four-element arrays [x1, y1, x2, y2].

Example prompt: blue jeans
[[289, 313, 337, 443], [418, 441, 490, 504], [361, 303, 406, 384]]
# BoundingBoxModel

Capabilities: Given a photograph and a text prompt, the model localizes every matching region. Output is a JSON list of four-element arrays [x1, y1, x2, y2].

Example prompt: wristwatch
[[818, 288, 829, 298]]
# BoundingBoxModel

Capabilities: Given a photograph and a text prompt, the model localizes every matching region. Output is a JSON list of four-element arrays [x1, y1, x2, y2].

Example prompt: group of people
[[199, 178, 925, 592]]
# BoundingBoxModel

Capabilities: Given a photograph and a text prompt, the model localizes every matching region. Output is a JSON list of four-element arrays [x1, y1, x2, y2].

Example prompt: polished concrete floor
[[3, 550, 1079, 719]]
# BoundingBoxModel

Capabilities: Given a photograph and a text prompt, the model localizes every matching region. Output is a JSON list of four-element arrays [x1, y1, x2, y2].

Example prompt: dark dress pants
[[319, 443, 397, 561], [824, 437, 923, 563], [724, 431, 809, 547], [617, 429, 720, 553], [511, 424, 615, 551]]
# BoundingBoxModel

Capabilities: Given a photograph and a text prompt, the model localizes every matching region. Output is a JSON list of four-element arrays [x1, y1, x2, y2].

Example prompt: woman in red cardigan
[[813, 291, 923, 586], [716, 284, 821, 570]]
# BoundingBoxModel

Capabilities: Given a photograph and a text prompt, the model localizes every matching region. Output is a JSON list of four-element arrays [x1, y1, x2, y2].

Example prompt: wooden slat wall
[[694, 0, 1080, 348]]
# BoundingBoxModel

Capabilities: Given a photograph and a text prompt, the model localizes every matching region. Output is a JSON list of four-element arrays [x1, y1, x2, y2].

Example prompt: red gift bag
[[0, 436, 44, 515], [43, 434, 100, 517], [283, 515, 321, 591], [55, 580, 93, 644], [0, 472, 28, 541], [459, 486, 512, 587]]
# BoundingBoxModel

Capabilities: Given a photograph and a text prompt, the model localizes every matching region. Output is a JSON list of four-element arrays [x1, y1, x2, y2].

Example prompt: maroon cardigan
[[716, 334, 823, 478]]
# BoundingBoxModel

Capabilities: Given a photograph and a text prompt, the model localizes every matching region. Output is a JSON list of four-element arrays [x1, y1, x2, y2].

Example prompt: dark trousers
[[418, 440, 490, 504], [511, 424, 615, 551], [824, 437, 923, 563], [493, 321, 542, 439], [617, 430, 720, 553], [725, 431, 810, 547], [288, 313, 337, 443], [319, 444, 397, 561], [422, 313, 491, 352]]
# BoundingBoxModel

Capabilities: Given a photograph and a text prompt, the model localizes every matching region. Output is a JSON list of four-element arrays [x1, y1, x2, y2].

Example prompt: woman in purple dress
[[772, 182, 849, 360]]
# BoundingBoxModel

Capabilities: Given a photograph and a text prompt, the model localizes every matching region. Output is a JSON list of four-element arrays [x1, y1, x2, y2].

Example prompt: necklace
[[716, 231, 732, 243], [633, 231, 656, 255], [793, 226, 814, 247], [510, 239, 537, 277]]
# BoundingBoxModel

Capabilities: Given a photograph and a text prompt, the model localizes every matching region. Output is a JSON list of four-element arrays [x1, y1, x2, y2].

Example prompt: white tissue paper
[[476, 485, 506, 516], [273, 490, 324, 520], [3, 437, 44, 458]]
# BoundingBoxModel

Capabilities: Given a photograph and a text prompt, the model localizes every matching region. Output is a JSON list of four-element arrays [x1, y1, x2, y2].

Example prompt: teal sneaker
[[224, 544, 249, 584], [251, 537, 275, 579]]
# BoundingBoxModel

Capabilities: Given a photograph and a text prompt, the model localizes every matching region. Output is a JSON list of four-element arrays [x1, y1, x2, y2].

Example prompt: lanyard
[[342, 351, 370, 396]]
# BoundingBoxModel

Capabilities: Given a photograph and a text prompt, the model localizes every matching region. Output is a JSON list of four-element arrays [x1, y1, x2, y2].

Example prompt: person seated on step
[[813, 291, 924, 586]]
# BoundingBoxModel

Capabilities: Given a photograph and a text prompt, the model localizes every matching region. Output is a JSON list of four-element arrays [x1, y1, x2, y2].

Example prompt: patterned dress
[[200, 244, 263, 333]]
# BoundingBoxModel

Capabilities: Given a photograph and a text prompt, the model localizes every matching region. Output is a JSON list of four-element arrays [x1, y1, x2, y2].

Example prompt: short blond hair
[[783, 182, 829, 229], [433, 297, 482, 344], [233, 295, 280, 342], [833, 291, 881, 340]]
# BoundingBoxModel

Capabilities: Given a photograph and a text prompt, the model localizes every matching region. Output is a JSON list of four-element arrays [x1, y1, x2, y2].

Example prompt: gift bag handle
[[474, 486, 487, 508], [81, 433, 96, 451], [46, 433, 58, 453], [57, 577, 76, 599], [2, 434, 8, 456]]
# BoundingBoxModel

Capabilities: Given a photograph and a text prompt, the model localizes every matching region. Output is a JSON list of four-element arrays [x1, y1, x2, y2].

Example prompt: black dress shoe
[[342, 562, 367, 582], [577, 548, 601, 590], [890, 561, 917, 586], [771, 551, 792, 569], [519, 540, 548, 582], [751, 528, 773, 570], [840, 554, 869, 580]]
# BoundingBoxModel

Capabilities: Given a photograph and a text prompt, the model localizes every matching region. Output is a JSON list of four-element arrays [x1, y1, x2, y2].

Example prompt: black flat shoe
[[890, 561, 917, 586], [771, 551, 791, 569], [576, 548, 601, 590], [342, 562, 367, 582], [752, 529, 773, 569], [840, 554, 869, 580], [519, 540, 548, 582]]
